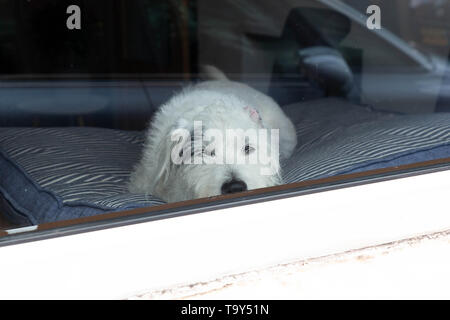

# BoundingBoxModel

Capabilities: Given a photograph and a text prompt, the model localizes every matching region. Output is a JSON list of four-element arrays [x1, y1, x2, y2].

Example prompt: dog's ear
[[154, 119, 192, 184], [244, 106, 264, 127]]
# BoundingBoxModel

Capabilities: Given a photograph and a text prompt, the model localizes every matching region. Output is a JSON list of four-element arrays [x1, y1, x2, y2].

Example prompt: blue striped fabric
[[0, 98, 449, 224], [282, 99, 450, 182], [0, 127, 165, 224]]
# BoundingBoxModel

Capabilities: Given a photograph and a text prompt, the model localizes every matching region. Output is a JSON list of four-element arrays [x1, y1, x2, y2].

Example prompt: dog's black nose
[[221, 179, 248, 194]]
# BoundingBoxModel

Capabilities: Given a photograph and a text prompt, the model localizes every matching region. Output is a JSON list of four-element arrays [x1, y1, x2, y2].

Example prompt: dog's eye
[[244, 145, 255, 155]]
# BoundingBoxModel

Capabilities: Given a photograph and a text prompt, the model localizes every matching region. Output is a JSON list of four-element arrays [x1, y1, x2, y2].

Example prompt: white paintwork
[[147, 230, 450, 300], [0, 169, 449, 299], [6, 225, 38, 235]]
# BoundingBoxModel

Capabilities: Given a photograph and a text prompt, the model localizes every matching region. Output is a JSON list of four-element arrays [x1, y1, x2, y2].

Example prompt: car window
[[0, 0, 197, 76], [276, 5, 425, 73], [343, 0, 450, 56], [0, 0, 449, 238]]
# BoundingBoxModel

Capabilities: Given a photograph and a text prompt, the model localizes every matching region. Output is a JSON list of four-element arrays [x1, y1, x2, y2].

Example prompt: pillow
[[1, 98, 449, 225], [282, 98, 450, 183], [0, 127, 165, 225]]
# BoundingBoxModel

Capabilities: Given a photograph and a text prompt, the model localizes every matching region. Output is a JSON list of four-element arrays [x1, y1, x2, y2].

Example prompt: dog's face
[[156, 104, 282, 202]]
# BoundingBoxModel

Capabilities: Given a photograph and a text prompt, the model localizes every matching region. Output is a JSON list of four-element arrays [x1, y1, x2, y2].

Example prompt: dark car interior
[[0, 0, 449, 229]]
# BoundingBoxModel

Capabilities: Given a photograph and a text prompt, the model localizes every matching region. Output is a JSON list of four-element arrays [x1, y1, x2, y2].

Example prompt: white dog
[[128, 66, 297, 202]]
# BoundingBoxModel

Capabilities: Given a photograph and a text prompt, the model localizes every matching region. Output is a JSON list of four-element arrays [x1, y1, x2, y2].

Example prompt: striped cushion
[[0, 98, 449, 225], [282, 98, 450, 183], [0, 127, 165, 225]]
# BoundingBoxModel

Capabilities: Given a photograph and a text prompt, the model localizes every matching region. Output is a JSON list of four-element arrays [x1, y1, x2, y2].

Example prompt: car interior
[[0, 0, 449, 230]]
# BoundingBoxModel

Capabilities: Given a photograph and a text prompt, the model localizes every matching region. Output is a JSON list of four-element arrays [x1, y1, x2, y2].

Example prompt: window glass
[[0, 0, 197, 76], [0, 0, 449, 231]]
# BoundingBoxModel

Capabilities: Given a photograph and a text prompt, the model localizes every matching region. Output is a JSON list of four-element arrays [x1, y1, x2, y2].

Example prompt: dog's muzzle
[[221, 179, 247, 195]]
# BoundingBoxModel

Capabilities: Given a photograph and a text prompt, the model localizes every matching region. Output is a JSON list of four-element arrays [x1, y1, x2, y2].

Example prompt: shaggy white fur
[[128, 66, 297, 202]]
